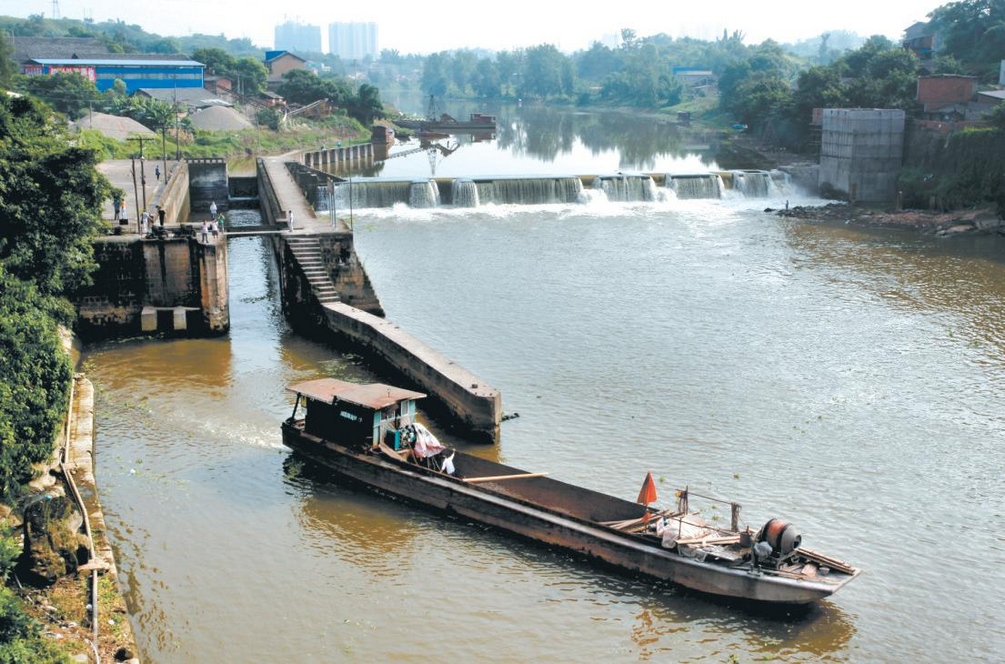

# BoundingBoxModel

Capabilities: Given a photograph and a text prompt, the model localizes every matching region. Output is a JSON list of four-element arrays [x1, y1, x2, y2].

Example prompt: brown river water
[[83, 109, 1005, 662]]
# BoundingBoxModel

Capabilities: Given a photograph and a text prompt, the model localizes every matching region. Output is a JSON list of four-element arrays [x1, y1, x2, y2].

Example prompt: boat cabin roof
[[288, 378, 425, 411]]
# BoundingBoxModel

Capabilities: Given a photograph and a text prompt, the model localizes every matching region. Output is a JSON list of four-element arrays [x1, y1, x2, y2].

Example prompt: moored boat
[[282, 378, 860, 605]]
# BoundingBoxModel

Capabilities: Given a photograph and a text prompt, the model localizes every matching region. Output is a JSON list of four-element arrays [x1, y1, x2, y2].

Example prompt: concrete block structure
[[818, 109, 905, 204]]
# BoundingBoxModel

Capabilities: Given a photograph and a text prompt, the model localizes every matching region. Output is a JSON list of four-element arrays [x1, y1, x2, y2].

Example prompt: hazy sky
[[5, 0, 945, 55]]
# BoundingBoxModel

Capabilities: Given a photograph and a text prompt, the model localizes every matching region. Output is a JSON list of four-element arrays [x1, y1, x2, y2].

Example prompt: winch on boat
[[755, 518, 802, 558]]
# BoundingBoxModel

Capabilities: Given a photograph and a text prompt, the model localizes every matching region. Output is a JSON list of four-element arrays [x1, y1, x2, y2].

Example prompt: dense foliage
[[276, 69, 385, 125], [0, 583, 68, 664], [191, 48, 269, 96], [0, 96, 112, 295], [0, 95, 108, 506], [930, 0, 1005, 82]]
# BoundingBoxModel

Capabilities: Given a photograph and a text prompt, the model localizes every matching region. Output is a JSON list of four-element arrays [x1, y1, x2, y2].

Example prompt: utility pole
[[130, 159, 140, 224], [127, 136, 153, 211], [161, 126, 168, 189], [173, 78, 181, 160]]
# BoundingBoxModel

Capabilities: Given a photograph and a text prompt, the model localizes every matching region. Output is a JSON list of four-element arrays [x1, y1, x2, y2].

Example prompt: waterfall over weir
[[731, 170, 774, 197], [667, 174, 724, 199], [593, 174, 659, 202], [317, 179, 442, 211], [471, 176, 585, 205], [314, 171, 781, 210]]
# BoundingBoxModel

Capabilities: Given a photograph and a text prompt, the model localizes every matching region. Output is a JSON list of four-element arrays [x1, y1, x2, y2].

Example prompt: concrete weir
[[258, 157, 502, 438]]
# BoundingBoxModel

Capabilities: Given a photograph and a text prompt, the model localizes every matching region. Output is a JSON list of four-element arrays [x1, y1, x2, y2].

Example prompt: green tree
[[0, 267, 73, 503], [451, 51, 478, 95], [277, 69, 335, 105], [192, 47, 237, 76], [930, 0, 1005, 80], [16, 71, 101, 120], [421, 52, 450, 98], [0, 35, 14, 88], [346, 83, 384, 125], [575, 42, 620, 85], [0, 95, 112, 295], [231, 57, 269, 96], [495, 51, 523, 97], [519, 44, 569, 99], [472, 58, 502, 98]]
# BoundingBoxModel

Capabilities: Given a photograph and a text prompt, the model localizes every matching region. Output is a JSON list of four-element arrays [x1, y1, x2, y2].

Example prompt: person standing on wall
[[157, 205, 166, 226], [112, 193, 121, 221]]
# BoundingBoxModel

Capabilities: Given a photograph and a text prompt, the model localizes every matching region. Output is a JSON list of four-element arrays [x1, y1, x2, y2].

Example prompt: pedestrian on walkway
[[118, 197, 128, 225], [157, 205, 166, 226], [288, 210, 294, 232], [210, 201, 217, 217], [140, 210, 150, 235], [201, 220, 209, 243], [112, 194, 121, 220], [155, 165, 161, 182]]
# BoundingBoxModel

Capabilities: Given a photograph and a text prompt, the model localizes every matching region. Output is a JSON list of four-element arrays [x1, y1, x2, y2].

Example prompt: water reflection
[[361, 97, 727, 179], [285, 457, 422, 576], [285, 452, 854, 661]]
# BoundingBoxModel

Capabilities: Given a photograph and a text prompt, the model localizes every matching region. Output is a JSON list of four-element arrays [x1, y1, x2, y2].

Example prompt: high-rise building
[[328, 22, 378, 61], [274, 21, 322, 54]]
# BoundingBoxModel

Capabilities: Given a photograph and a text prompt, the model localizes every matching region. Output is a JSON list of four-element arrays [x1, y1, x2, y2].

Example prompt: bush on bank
[[1, 95, 110, 662]]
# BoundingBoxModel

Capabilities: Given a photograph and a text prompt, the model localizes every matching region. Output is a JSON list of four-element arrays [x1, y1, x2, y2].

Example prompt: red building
[[917, 75, 978, 107]]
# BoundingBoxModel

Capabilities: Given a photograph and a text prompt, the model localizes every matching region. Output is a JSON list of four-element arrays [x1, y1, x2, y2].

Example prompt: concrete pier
[[79, 160, 228, 337], [322, 302, 501, 435], [257, 156, 502, 438]]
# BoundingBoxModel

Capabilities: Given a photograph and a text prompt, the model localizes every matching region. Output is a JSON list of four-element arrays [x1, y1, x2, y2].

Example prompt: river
[[83, 103, 1005, 662]]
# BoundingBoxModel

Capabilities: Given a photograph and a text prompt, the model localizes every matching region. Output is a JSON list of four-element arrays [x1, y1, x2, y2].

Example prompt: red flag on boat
[[637, 472, 658, 506]]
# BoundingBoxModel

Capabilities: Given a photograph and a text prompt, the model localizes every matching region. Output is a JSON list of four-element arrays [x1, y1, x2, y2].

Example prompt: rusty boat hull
[[282, 419, 858, 605]]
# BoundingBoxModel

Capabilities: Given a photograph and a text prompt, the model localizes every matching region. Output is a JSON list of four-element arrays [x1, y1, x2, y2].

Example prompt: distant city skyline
[[328, 22, 377, 61], [274, 20, 321, 54], [3, 0, 946, 55]]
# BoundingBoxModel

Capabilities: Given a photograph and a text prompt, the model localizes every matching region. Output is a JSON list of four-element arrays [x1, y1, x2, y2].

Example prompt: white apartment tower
[[328, 22, 378, 61], [274, 21, 322, 54]]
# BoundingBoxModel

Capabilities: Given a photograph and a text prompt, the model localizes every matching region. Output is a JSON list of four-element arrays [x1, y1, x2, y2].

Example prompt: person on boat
[[400, 423, 454, 474]]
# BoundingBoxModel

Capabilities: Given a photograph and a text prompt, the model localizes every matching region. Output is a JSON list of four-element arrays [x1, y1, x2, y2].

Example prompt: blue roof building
[[24, 56, 205, 93]]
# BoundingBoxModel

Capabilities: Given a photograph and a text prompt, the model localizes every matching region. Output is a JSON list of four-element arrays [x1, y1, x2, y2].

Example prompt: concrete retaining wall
[[256, 158, 282, 226], [188, 159, 229, 214], [316, 233, 383, 314], [322, 301, 501, 437], [154, 160, 190, 226], [269, 231, 499, 438], [76, 235, 228, 338]]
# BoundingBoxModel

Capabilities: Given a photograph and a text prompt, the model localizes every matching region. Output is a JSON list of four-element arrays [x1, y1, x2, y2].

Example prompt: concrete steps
[[286, 236, 340, 304]]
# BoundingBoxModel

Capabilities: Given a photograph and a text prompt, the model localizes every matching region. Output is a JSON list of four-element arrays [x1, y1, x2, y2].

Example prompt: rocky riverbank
[[773, 202, 1005, 236]]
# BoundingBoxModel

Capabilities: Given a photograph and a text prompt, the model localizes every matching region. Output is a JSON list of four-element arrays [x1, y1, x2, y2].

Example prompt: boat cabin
[[287, 378, 426, 449]]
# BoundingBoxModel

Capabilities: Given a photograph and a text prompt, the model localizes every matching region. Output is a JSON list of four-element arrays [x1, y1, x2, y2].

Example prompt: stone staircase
[[286, 236, 340, 304]]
